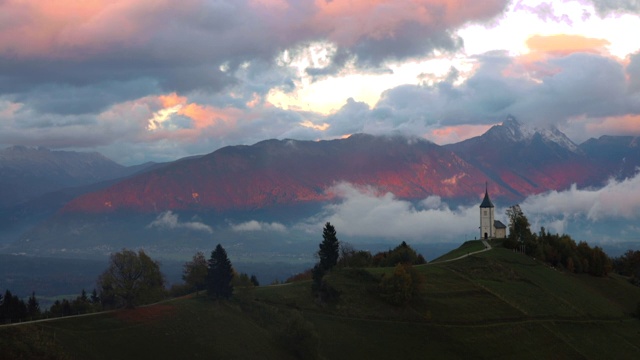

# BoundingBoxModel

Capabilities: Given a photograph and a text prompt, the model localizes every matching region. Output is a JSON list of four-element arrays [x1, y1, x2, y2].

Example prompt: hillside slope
[[3, 242, 640, 359]]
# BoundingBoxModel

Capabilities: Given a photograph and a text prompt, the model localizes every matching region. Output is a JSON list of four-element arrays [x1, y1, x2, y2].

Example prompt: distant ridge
[[61, 134, 487, 213], [0, 146, 139, 208], [59, 118, 640, 214]]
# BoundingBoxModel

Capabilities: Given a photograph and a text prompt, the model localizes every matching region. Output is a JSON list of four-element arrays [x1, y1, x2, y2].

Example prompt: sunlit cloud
[[526, 34, 610, 56], [300, 120, 329, 131], [146, 93, 241, 135]]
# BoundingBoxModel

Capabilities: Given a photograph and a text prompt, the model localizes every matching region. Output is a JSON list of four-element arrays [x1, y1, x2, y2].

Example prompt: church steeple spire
[[479, 182, 495, 239], [480, 182, 494, 208]]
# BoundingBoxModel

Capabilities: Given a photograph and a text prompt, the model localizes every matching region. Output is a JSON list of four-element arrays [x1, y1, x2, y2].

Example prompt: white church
[[479, 185, 507, 240]]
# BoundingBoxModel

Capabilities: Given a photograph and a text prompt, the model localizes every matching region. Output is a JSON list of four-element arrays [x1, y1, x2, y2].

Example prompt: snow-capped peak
[[495, 116, 579, 152]]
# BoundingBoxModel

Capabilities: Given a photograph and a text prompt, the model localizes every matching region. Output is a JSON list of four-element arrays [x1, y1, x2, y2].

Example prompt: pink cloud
[[0, 0, 193, 58], [310, 0, 508, 47], [584, 115, 640, 136], [503, 34, 612, 80], [158, 93, 240, 130]]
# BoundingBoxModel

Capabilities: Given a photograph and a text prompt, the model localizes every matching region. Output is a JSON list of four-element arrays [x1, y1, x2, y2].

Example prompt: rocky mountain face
[[444, 117, 602, 197]]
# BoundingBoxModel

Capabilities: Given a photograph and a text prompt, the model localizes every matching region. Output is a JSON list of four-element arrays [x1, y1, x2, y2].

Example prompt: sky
[[1, 0, 640, 166]]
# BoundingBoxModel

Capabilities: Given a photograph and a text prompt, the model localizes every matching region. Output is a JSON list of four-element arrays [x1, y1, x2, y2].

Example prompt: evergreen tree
[[206, 244, 234, 299], [27, 292, 40, 318], [318, 222, 339, 271], [312, 223, 340, 296], [90, 288, 100, 304], [250, 274, 260, 287], [0, 290, 27, 323]]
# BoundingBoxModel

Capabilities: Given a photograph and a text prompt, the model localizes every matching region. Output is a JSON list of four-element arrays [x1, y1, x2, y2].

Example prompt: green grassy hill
[[2, 241, 640, 359]]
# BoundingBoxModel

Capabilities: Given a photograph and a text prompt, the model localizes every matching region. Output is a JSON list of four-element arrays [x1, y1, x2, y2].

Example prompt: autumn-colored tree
[[378, 263, 425, 307], [183, 251, 208, 295], [98, 249, 165, 309]]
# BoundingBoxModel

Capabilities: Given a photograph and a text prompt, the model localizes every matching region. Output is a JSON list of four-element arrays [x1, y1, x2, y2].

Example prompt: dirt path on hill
[[430, 240, 492, 264]]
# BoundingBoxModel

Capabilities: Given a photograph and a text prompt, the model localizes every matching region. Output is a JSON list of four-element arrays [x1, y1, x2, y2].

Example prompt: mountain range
[[1, 117, 639, 257], [58, 117, 640, 214]]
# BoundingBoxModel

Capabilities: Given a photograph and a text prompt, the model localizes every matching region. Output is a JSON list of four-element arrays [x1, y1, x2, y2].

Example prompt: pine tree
[[90, 288, 100, 304], [318, 222, 339, 271], [27, 291, 40, 318], [206, 244, 234, 299], [312, 223, 340, 295]]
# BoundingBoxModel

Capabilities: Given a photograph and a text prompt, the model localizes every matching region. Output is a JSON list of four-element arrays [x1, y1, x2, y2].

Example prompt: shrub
[[378, 263, 425, 307]]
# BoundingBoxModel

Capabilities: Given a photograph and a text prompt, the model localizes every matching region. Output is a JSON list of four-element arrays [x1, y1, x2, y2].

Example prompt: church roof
[[480, 189, 494, 208], [494, 220, 506, 229]]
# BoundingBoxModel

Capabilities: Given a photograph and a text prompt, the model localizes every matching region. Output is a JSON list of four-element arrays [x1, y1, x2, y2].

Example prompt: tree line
[[503, 205, 612, 277], [306, 222, 427, 307], [0, 243, 248, 324]]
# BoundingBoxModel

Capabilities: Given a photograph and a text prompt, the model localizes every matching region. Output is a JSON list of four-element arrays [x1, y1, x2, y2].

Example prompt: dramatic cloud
[[317, 48, 640, 144], [1, 0, 640, 164], [147, 211, 213, 234]]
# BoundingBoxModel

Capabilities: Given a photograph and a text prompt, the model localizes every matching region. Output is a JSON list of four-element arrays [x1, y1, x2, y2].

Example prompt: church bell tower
[[479, 183, 494, 240]]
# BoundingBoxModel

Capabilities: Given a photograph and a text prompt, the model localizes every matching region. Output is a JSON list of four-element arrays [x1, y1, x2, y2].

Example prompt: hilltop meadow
[[2, 239, 640, 359]]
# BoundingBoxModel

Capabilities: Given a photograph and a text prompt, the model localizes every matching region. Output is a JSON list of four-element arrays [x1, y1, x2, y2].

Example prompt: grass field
[[431, 240, 489, 262], [2, 244, 640, 359]]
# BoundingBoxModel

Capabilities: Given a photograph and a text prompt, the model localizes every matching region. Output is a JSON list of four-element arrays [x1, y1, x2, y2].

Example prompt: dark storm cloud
[[0, 0, 511, 113], [0, 0, 512, 161]]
